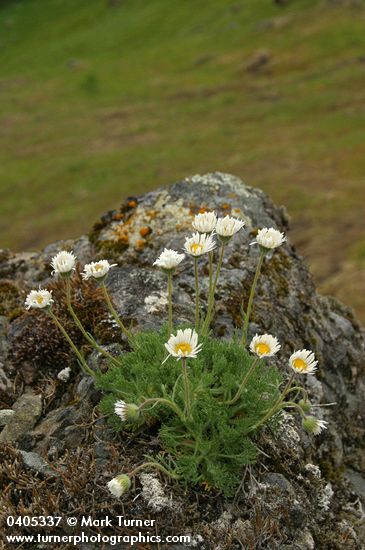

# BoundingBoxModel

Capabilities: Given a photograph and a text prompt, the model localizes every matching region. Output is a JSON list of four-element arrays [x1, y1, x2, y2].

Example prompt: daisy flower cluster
[[22, 207, 329, 499], [107, 210, 328, 498]]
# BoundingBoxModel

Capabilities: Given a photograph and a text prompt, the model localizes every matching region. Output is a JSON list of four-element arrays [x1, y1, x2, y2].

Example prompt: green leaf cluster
[[97, 329, 283, 496]]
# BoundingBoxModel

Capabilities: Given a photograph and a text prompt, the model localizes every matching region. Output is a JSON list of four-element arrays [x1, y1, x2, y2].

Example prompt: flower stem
[[101, 282, 134, 346], [129, 461, 180, 480], [248, 373, 295, 432], [248, 399, 305, 433], [208, 251, 213, 297], [139, 397, 184, 422], [167, 271, 173, 335], [48, 310, 96, 378], [223, 356, 260, 405], [181, 357, 192, 421], [65, 279, 119, 367], [202, 242, 225, 335], [241, 250, 265, 346], [194, 258, 200, 331]]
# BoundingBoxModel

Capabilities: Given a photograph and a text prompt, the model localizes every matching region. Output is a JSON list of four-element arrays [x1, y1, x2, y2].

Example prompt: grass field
[[0, 0, 365, 320]]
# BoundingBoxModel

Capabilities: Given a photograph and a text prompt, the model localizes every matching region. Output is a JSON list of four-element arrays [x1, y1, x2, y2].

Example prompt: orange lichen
[[127, 200, 137, 208], [136, 239, 145, 250], [139, 226, 152, 238]]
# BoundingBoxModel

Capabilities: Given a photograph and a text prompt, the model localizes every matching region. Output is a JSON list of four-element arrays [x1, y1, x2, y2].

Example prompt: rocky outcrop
[[0, 173, 364, 548]]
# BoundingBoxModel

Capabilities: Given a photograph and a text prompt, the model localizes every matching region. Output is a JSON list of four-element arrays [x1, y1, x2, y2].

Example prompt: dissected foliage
[[97, 330, 283, 496]]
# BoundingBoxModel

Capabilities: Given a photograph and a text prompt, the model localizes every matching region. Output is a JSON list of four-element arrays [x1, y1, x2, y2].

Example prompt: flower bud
[[302, 415, 328, 436], [114, 400, 140, 423], [298, 399, 311, 414], [107, 474, 131, 498]]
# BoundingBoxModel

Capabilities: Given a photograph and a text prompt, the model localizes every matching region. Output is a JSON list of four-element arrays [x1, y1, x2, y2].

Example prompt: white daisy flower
[[192, 211, 217, 234], [153, 249, 185, 271], [82, 260, 117, 281], [107, 474, 131, 498], [164, 328, 202, 362], [114, 400, 140, 423], [184, 232, 216, 257], [57, 367, 71, 382], [25, 288, 54, 310], [250, 334, 281, 357], [289, 349, 318, 374], [215, 215, 245, 240], [302, 416, 328, 436], [51, 250, 77, 276], [252, 227, 286, 250]]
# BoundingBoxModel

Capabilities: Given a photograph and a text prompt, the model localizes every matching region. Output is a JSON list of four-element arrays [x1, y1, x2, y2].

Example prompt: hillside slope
[[0, 0, 365, 319]]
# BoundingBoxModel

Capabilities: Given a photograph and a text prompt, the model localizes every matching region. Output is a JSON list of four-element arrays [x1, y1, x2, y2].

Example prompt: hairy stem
[[202, 242, 225, 335], [182, 357, 192, 421], [65, 279, 119, 367], [167, 271, 173, 335], [223, 356, 260, 405], [208, 250, 213, 297], [248, 373, 296, 432], [48, 310, 95, 378], [101, 282, 134, 346], [194, 258, 200, 331], [129, 461, 180, 480], [241, 250, 265, 346], [139, 397, 184, 421]]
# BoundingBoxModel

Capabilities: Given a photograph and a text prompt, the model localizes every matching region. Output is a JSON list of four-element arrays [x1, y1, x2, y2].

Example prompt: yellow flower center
[[36, 295, 44, 304], [293, 358, 307, 371], [255, 342, 270, 355], [175, 342, 192, 355], [191, 243, 203, 254], [95, 264, 103, 271]]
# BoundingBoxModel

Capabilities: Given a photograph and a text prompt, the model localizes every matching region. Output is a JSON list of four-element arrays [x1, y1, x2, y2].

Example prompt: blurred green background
[[0, 0, 364, 320]]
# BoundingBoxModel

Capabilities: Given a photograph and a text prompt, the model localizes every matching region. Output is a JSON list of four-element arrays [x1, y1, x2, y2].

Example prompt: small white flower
[[250, 334, 281, 357], [164, 328, 202, 362], [107, 474, 131, 498], [192, 211, 217, 234], [289, 349, 318, 374], [215, 215, 245, 240], [57, 367, 71, 382], [51, 250, 77, 275], [153, 249, 185, 271], [25, 288, 54, 310], [184, 232, 216, 257], [114, 400, 140, 422], [252, 227, 286, 250], [302, 416, 328, 436], [82, 260, 117, 280]]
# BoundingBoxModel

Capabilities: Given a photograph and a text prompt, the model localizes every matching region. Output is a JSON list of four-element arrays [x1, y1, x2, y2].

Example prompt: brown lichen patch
[[139, 226, 152, 238]]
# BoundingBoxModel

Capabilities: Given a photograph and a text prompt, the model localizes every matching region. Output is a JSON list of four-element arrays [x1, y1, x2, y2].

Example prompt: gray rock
[[0, 391, 42, 443], [19, 450, 58, 477], [0, 408, 14, 426]]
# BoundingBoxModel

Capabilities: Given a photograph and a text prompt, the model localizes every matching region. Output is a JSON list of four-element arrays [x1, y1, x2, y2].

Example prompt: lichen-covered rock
[[0, 391, 42, 444], [0, 173, 364, 548]]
